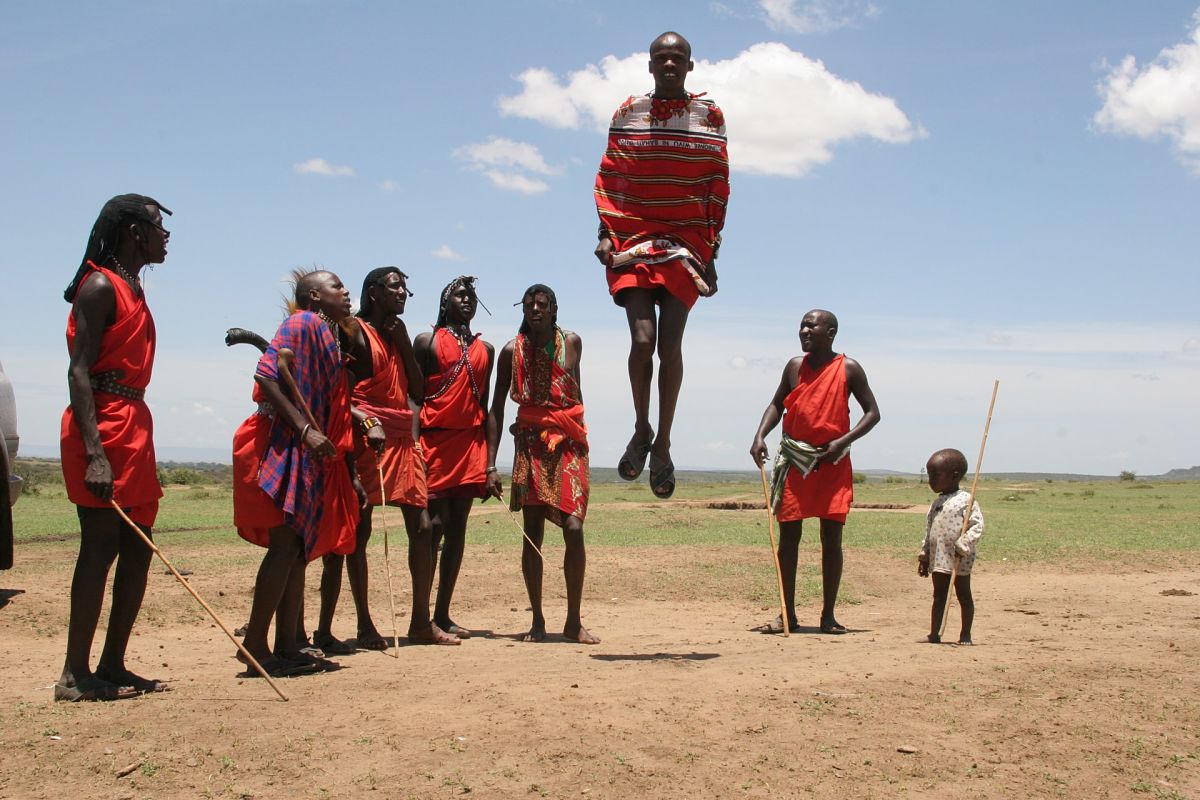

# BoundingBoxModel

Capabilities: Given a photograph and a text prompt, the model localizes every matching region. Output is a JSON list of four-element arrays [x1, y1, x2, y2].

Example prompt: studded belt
[[90, 370, 145, 401]]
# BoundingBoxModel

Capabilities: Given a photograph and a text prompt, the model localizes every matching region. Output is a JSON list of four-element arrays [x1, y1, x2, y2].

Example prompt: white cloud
[[293, 158, 356, 177], [759, 0, 879, 34], [377, 179, 401, 192], [986, 331, 1013, 346], [1183, 337, 1200, 351], [455, 137, 560, 175], [1094, 12, 1200, 173], [431, 245, 467, 261], [482, 170, 550, 194], [498, 42, 923, 177], [454, 137, 559, 194]]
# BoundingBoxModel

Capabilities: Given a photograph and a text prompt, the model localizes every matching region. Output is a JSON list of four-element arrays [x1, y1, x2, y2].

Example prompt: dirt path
[[1, 541, 1197, 799]]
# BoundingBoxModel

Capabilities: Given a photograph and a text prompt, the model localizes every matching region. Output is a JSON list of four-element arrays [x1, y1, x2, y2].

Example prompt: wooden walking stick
[[375, 461, 402, 659], [108, 501, 288, 701], [758, 463, 790, 636], [939, 380, 999, 638], [486, 478, 547, 564]]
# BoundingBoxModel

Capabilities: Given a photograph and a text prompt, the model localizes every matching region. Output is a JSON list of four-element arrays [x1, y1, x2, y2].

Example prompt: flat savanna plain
[[1, 471, 1198, 799]]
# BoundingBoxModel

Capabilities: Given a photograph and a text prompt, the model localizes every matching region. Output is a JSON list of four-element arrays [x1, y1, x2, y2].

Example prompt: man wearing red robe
[[487, 285, 599, 645], [594, 31, 729, 500], [750, 310, 881, 635], [231, 271, 364, 676], [314, 267, 459, 650], [56, 194, 172, 701], [414, 276, 493, 639]]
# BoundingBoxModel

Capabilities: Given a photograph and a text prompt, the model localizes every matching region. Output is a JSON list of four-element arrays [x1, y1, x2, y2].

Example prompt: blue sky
[[2, 1, 1197, 475]]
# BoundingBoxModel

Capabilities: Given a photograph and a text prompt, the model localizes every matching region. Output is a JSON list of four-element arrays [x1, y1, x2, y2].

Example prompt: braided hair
[[435, 275, 479, 328], [63, 194, 172, 302], [357, 266, 408, 318], [518, 283, 558, 335]]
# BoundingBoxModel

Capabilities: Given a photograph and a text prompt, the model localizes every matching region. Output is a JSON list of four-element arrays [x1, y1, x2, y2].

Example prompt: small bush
[[852, 472, 866, 484], [885, 476, 907, 484], [1119, 470, 1137, 482], [159, 467, 205, 486]]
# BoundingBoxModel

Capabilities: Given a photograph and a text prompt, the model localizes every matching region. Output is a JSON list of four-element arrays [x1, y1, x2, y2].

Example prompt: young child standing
[[918, 448, 984, 644]]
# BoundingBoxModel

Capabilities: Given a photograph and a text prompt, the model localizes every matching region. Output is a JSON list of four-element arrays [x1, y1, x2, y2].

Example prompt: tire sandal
[[617, 434, 653, 481], [648, 453, 676, 499]]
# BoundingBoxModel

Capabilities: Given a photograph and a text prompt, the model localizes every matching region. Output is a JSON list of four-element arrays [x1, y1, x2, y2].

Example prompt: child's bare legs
[[928, 572, 974, 644], [954, 574, 974, 644], [928, 572, 951, 643]]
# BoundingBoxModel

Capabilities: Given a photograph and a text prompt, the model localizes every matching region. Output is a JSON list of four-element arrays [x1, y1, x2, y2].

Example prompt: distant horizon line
[[13, 444, 1195, 480]]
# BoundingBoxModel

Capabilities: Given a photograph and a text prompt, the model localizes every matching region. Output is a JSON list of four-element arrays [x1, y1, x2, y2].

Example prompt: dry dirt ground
[[1, 506, 1197, 799]]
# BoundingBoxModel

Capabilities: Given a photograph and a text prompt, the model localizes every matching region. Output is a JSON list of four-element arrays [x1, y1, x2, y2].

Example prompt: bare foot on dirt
[[95, 666, 169, 694], [564, 623, 600, 644], [522, 621, 547, 643]]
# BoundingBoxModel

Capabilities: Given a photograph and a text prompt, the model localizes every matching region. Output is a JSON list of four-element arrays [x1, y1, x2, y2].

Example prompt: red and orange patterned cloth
[[508, 328, 589, 527], [60, 262, 161, 526], [594, 92, 729, 310], [420, 328, 488, 498], [352, 320, 426, 507]]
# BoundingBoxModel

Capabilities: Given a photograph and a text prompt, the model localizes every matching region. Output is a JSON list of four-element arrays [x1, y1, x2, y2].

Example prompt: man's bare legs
[[622, 290, 657, 467], [403, 504, 458, 644], [775, 520, 802, 629], [429, 496, 473, 636], [773, 518, 846, 633], [59, 506, 154, 697], [242, 526, 304, 664], [818, 519, 846, 633], [622, 290, 690, 495], [520, 508, 547, 642], [316, 508, 389, 651], [520, 506, 598, 644]]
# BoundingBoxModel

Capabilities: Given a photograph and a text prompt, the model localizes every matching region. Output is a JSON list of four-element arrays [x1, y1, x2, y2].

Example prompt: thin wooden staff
[[375, 461, 402, 659], [940, 380, 999, 638], [482, 471, 548, 563], [504, 505, 549, 565], [108, 500, 288, 701], [758, 463, 790, 637]]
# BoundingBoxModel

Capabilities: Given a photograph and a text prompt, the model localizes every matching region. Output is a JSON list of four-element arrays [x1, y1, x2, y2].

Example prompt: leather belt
[[90, 370, 145, 401]]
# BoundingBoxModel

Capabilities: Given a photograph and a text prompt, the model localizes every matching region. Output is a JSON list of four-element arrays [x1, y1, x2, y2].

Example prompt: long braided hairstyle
[[63, 194, 172, 302], [357, 266, 408, 318]]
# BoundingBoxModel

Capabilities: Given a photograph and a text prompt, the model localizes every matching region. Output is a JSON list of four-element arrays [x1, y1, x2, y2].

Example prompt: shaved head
[[929, 448, 968, 477], [651, 31, 691, 59], [805, 309, 838, 331], [294, 270, 333, 309]]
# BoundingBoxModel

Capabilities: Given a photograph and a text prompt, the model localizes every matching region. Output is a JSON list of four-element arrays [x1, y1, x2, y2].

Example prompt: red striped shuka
[[594, 92, 729, 310]]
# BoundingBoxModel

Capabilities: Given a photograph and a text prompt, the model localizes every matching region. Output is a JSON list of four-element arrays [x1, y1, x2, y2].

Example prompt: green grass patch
[[11, 476, 1200, 563]]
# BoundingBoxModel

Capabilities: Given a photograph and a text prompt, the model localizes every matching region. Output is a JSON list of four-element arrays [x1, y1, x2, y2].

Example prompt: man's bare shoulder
[[842, 355, 868, 377], [71, 270, 116, 316]]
